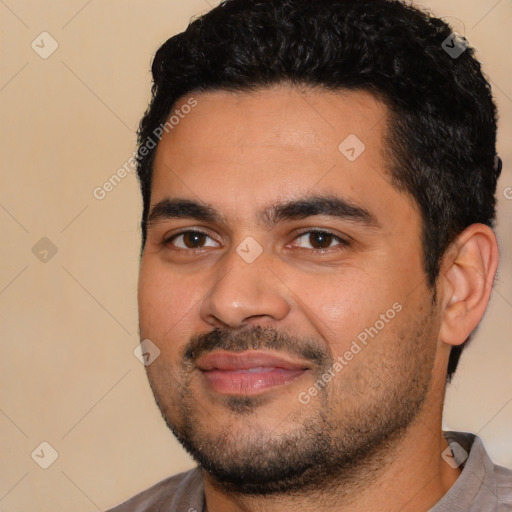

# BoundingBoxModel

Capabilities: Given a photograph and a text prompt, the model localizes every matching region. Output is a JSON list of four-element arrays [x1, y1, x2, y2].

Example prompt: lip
[[196, 350, 310, 395], [196, 350, 310, 371]]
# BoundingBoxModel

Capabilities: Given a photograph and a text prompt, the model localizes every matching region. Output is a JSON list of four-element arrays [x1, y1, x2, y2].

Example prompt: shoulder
[[495, 463, 512, 509], [106, 467, 204, 512], [434, 431, 512, 511]]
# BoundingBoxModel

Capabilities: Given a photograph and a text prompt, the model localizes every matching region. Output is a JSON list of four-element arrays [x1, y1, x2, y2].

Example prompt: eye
[[291, 230, 348, 250], [164, 230, 219, 250]]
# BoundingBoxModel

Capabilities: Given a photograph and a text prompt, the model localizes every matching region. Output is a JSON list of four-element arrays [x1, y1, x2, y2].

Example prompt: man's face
[[138, 86, 442, 493]]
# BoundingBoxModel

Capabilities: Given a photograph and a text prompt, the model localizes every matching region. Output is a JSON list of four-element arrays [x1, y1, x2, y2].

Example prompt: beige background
[[0, 1, 511, 510]]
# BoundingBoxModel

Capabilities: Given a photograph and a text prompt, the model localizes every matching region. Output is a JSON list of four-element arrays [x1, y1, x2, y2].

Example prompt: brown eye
[[166, 231, 218, 249], [182, 231, 207, 248], [292, 230, 348, 250], [308, 231, 333, 249]]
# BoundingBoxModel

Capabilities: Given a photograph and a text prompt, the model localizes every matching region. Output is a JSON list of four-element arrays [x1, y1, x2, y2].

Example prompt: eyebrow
[[147, 198, 222, 228], [146, 195, 379, 229], [260, 195, 378, 228]]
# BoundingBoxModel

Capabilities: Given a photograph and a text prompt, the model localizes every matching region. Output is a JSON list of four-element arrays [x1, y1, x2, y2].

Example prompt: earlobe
[[439, 224, 499, 347]]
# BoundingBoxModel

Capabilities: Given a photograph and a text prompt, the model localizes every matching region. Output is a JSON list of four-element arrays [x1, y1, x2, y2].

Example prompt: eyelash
[[162, 229, 349, 252]]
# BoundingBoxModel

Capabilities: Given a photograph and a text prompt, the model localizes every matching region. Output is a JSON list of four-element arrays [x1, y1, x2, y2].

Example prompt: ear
[[439, 224, 499, 346]]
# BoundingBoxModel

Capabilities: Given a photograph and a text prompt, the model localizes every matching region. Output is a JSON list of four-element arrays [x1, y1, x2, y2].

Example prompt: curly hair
[[135, 0, 500, 380]]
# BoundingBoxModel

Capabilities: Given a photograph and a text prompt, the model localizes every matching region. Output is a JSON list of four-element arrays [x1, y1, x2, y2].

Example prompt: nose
[[199, 245, 291, 329]]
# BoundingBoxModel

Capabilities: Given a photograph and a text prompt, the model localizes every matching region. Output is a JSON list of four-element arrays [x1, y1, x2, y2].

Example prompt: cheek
[[291, 269, 401, 356], [138, 258, 204, 342], [318, 296, 355, 332]]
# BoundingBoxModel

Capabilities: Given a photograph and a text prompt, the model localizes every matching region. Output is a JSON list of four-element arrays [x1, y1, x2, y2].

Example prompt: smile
[[195, 350, 310, 395]]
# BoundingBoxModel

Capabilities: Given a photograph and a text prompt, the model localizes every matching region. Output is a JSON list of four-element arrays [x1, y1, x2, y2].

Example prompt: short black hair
[[136, 0, 500, 380]]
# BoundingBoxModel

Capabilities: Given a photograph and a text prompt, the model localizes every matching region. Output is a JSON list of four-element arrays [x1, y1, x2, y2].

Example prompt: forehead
[[150, 85, 417, 227], [154, 85, 387, 167]]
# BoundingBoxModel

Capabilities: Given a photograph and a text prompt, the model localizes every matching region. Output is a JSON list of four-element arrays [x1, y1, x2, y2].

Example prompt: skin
[[138, 85, 499, 512]]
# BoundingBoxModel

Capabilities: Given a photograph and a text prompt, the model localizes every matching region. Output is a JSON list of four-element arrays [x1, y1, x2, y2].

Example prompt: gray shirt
[[106, 432, 512, 511]]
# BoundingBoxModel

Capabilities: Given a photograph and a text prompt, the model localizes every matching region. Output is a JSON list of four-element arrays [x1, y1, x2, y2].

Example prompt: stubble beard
[[147, 307, 438, 497]]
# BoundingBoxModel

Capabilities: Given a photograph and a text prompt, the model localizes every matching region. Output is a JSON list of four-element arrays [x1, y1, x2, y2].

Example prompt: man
[[108, 0, 512, 510]]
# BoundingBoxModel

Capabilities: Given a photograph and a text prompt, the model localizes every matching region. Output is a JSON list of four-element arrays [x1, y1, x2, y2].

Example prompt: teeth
[[233, 367, 276, 373]]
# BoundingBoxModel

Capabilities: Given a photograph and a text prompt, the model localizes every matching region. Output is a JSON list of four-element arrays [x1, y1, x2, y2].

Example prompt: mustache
[[183, 325, 330, 367]]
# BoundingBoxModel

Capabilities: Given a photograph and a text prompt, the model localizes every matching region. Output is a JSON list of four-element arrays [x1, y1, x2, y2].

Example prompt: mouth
[[195, 350, 310, 395]]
